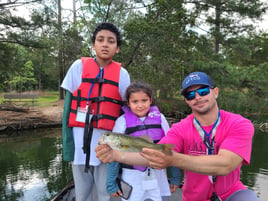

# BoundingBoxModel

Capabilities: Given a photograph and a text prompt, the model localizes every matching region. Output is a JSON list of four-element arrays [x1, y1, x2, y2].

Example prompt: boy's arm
[[169, 166, 181, 186], [62, 90, 74, 161], [106, 162, 120, 194], [168, 166, 181, 193]]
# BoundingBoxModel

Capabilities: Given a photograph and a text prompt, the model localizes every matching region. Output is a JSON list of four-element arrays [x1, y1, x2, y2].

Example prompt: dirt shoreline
[[0, 100, 64, 133], [0, 100, 182, 134]]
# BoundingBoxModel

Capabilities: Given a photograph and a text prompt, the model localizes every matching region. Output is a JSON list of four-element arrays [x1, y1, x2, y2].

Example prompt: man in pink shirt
[[95, 72, 260, 201]]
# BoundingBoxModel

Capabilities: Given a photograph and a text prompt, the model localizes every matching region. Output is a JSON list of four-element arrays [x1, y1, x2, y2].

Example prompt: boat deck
[[112, 188, 182, 201], [51, 181, 183, 201]]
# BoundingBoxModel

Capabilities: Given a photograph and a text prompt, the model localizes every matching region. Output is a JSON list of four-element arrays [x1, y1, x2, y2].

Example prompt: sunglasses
[[184, 86, 211, 101]]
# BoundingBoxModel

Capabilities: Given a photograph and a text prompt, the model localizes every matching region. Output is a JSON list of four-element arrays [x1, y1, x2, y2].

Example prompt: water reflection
[[0, 128, 72, 201], [0, 125, 267, 201], [241, 127, 268, 201]]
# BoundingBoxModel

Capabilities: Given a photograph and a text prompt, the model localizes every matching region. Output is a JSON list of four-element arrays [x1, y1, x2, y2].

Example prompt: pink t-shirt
[[159, 110, 254, 201]]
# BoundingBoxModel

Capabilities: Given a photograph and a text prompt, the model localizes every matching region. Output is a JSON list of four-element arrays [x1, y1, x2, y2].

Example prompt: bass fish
[[99, 132, 174, 155]]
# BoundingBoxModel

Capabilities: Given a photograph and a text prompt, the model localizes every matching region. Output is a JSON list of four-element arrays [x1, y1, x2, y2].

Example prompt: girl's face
[[128, 91, 152, 117]]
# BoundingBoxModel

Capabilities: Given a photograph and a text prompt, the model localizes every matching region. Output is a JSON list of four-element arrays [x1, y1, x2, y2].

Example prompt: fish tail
[[162, 144, 175, 155]]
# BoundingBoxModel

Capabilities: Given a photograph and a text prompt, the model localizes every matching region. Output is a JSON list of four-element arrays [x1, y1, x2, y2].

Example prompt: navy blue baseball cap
[[181, 72, 215, 95]]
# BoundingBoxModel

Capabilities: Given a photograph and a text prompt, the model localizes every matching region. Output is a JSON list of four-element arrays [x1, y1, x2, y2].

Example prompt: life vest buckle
[[97, 96, 105, 102], [137, 125, 146, 131], [98, 78, 105, 83]]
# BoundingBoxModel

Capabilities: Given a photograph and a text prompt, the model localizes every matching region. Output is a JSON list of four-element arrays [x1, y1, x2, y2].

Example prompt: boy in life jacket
[[106, 82, 181, 201], [61, 22, 130, 201]]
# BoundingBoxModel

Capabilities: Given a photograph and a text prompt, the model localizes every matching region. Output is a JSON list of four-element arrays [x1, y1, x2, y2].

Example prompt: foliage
[[185, 0, 267, 53], [119, 1, 214, 99], [4, 60, 38, 92], [214, 62, 268, 115], [224, 32, 268, 66], [0, 0, 267, 115]]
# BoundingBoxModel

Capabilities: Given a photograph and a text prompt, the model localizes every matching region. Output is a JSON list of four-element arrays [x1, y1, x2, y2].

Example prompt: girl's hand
[[95, 144, 114, 163]]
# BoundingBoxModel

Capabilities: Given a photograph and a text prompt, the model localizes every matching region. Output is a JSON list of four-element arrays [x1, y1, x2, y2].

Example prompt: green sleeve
[[168, 166, 181, 185], [62, 91, 74, 161], [106, 162, 120, 194]]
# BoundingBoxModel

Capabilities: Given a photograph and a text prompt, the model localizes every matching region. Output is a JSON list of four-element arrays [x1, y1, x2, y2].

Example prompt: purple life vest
[[122, 105, 165, 171]]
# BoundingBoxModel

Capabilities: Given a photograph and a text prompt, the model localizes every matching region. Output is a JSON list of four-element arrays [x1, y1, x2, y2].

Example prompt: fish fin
[[162, 144, 175, 155], [120, 145, 130, 150]]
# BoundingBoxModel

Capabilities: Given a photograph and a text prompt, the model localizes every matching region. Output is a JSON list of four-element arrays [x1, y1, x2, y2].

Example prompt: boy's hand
[[169, 183, 179, 193], [110, 189, 123, 197], [95, 144, 114, 163]]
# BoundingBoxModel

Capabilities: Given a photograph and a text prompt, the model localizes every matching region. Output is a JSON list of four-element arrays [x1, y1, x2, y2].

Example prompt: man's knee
[[225, 189, 260, 201]]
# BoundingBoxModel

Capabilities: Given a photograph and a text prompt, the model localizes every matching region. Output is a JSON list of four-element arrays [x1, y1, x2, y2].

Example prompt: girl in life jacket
[[106, 81, 181, 201]]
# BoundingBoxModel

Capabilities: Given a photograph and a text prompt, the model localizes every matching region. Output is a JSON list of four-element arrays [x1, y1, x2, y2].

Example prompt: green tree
[[0, 0, 267, 114], [5, 60, 37, 92], [0, 0, 84, 92], [186, 0, 267, 53], [248, 32, 268, 66], [118, 0, 215, 100]]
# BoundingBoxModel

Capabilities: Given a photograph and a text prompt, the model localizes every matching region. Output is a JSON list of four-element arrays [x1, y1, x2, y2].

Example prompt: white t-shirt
[[61, 59, 131, 165]]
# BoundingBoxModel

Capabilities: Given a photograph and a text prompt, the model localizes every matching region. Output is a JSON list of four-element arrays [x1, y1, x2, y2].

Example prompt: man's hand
[[140, 148, 174, 169]]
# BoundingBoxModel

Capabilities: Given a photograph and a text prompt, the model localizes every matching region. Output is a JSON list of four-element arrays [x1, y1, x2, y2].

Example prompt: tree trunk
[[58, 0, 64, 100], [214, 2, 221, 54], [73, 0, 76, 23]]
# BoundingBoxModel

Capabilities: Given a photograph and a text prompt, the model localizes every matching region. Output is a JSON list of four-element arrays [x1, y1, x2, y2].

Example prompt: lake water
[[0, 128, 72, 201], [0, 118, 267, 201]]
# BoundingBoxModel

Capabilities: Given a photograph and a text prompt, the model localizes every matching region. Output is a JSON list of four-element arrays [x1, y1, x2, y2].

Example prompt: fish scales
[[99, 132, 174, 155]]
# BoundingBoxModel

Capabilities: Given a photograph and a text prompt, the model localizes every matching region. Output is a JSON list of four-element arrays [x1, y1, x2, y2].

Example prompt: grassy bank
[[0, 91, 60, 108], [1, 90, 267, 117]]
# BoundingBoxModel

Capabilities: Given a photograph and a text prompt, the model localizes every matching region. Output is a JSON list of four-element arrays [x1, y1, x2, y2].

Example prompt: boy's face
[[93, 30, 120, 63]]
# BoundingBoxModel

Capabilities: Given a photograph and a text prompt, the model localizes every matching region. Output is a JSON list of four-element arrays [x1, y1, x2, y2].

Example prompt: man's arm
[[95, 144, 243, 176], [141, 148, 243, 176]]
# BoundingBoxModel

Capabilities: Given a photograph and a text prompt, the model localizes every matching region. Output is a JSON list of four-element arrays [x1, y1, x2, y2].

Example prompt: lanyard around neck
[[85, 68, 103, 109], [193, 111, 221, 154], [193, 111, 221, 186], [193, 111, 221, 191]]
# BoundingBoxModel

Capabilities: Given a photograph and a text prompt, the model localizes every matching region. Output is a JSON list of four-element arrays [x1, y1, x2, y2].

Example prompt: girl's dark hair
[[91, 22, 122, 47], [125, 82, 155, 105]]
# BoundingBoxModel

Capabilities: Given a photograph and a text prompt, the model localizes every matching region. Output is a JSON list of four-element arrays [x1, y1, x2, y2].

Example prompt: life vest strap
[[71, 96, 123, 105], [89, 96, 123, 105], [125, 124, 162, 135], [92, 114, 117, 121], [70, 96, 124, 115], [82, 78, 119, 87], [83, 112, 94, 172]]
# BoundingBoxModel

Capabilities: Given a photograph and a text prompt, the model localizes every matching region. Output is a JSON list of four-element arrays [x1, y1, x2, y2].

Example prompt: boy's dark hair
[[91, 22, 122, 47], [126, 81, 155, 105]]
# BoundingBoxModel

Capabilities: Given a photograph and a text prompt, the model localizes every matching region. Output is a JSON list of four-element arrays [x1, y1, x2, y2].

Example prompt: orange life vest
[[68, 57, 123, 131]]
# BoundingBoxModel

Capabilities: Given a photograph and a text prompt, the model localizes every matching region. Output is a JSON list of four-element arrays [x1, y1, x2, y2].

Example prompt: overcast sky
[[4, 0, 268, 33]]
